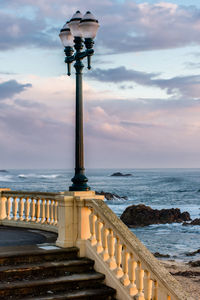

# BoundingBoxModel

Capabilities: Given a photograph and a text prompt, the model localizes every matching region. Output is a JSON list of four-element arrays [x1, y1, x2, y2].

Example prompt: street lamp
[[59, 11, 99, 191]]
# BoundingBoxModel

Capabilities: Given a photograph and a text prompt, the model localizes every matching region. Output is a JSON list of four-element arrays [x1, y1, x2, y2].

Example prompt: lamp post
[[59, 11, 99, 191]]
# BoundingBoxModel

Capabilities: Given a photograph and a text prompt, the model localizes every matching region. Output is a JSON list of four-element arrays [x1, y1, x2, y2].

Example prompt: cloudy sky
[[0, 0, 200, 169]]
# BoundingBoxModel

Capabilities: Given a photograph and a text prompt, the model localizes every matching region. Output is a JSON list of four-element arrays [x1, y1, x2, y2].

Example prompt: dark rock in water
[[186, 249, 200, 257], [111, 172, 132, 177], [153, 252, 170, 258], [96, 191, 127, 201], [0, 170, 8, 172], [189, 260, 200, 267], [120, 204, 191, 227], [182, 218, 200, 226]]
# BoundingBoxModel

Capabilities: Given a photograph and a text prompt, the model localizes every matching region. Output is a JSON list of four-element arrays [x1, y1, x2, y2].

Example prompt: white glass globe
[[79, 11, 99, 39], [68, 11, 83, 38], [59, 22, 73, 47]]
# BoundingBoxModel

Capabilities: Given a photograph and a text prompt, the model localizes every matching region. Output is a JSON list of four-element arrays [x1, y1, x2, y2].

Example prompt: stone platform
[[0, 226, 57, 253]]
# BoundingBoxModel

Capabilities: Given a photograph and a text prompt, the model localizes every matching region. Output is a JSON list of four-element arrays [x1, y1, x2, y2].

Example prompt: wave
[[18, 174, 61, 179], [172, 189, 194, 193], [106, 196, 127, 204], [0, 175, 13, 182], [157, 177, 184, 184]]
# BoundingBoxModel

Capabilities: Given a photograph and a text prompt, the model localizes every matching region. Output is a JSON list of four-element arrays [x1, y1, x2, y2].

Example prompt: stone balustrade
[[0, 189, 193, 300], [84, 198, 192, 300], [0, 189, 58, 232]]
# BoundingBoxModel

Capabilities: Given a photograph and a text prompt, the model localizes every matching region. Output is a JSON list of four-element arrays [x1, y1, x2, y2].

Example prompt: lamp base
[[69, 172, 90, 191]]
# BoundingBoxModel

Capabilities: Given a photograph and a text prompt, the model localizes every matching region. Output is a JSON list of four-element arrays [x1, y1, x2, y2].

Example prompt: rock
[[96, 191, 128, 201], [182, 218, 200, 226], [120, 204, 191, 227], [189, 260, 200, 267], [153, 252, 170, 258], [170, 270, 200, 277], [186, 249, 200, 257], [111, 172, 132, 177]]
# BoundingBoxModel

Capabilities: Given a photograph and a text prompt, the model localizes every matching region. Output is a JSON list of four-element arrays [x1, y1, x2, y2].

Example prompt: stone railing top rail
[[1, 190, 58, 200], [85, 198, 192, 300]]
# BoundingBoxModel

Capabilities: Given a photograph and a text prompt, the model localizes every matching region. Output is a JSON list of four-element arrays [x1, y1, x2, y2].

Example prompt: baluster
[[19, 197, 24, 221], [54, 200, 58, 225], [107, 229, 117, 270], [121, 245, 130, 286], [41, 198, 45, 223], [95, 215, 103, 253], [13, 197, 18, 220], [144, 270, 152, 300], [36, 198, 40, 223], [128, 253, 138, 296], [50, 200, 54, 224], [25, 197, 30, 222], [90, 209, 97, 246], [135, 261, 145, 300], [31, 198, 36, 222], [152, 280, 158, 300], [46, 199, 50, 223], [115, 236, 123, 278], [7, 197, 11, 220], [101, 224, 109, 261], [0, 195, 7, 220]]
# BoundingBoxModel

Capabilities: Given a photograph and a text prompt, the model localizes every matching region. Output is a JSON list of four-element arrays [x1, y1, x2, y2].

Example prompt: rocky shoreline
[[160, 259, 200, 299]]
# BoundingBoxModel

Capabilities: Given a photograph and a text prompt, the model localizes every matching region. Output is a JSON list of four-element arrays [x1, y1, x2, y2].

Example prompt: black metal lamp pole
[[59, 11, 99, 191]]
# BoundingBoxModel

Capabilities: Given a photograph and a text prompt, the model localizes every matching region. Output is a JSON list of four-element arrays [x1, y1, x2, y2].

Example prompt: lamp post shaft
[[75, 60, 84, 174], [69, 47, 90, 191]]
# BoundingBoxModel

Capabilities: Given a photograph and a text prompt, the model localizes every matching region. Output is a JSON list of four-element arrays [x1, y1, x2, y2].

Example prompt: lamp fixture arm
[[65, 48, 95, 76]]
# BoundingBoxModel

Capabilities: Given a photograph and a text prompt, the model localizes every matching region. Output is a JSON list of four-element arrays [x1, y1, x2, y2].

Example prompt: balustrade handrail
[[85, 198, 192, 300], [1, 190, 58, 200]]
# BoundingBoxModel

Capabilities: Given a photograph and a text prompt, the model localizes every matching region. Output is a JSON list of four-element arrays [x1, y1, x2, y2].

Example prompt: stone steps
[[0, 247, 79, 266], [0, 247, 116, 299], [24, 286, 116, 299], [0, 259, 94, 282]]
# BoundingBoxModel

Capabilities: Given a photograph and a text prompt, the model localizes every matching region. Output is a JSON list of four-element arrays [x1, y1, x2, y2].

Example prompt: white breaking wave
[[18, 174, 60, 179], [0, 175, 13, 182]]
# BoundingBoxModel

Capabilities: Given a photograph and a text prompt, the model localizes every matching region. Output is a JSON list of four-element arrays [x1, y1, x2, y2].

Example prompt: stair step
[[0, 259, 94, 282], [0, 272, 106, 298], [24, 285, 116, 299], [0, 247, 79, 266]]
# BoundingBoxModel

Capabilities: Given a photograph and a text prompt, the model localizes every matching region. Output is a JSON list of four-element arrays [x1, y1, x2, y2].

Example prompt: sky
[[0, 0, 200, 169]]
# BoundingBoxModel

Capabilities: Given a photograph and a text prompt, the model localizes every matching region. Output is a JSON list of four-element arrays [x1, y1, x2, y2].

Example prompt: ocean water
[[0, 168, 200, 261]]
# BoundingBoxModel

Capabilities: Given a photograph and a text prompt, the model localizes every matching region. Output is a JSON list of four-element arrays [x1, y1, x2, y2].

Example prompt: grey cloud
[[119, 85, 134, 90], [0, 71, 17, 75], [99, 2, 200, 53], [89, 66, 200, 99], [88, 66, 158, 84], [0, 106, 74, 168], [14, 98, 44, 108], [0, 80, 32, 100], [87, 98, 200, 119], [1, 1, 200, 52], [0, 12, 58, 50], [154, 75, 200, 98], [185, 62, 200, 69], [120, 121, 158, 128]]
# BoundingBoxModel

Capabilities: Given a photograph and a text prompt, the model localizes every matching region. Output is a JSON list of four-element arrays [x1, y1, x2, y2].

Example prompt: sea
[[0, 168, 200, 261]]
